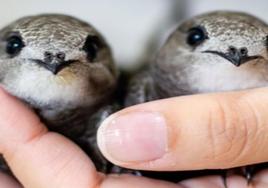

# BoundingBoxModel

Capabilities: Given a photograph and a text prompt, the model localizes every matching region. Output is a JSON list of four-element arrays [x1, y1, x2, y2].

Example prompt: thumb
[[97, 88, 268, 171]]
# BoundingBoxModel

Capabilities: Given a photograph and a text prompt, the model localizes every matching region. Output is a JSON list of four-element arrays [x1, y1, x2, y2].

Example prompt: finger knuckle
[[230, 96, 262, 164], [205, 97, 254, 167]]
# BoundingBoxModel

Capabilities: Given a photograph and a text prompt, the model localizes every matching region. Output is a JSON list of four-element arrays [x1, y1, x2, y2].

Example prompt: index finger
[[0, 88, 100, 188]]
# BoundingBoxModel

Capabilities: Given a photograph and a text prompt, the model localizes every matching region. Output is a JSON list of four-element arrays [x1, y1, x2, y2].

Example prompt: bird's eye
[[187, 26, 208, 46], [6, 35, 25, 56], [82, 35, 103, 62], [265, 35, 268, 48]]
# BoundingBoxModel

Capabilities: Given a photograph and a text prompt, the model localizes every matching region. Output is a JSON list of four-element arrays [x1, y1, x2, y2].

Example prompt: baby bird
[[0, 14, 118, 173], [125, 11, 268, 186]]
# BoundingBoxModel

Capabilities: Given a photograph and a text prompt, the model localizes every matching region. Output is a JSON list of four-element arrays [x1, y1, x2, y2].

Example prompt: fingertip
[[97, 111, 168, 165], [97, 113, 115, 163]]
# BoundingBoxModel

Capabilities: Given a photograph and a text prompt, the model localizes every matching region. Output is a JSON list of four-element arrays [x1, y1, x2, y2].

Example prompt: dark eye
[[265, 35, 268, 48], [82, 35, 103, 62], [187, 26, 208, 46], [6, 35, 25, 56]]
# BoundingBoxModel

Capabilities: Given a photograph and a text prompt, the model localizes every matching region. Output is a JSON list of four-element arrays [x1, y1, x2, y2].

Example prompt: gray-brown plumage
[[125, 11, 268, 185], [0, 14, 118, 173]]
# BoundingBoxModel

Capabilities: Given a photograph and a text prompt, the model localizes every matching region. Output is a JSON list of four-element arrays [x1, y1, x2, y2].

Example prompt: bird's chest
[[37, 106, 93, 138], [186, 62, 268, 93]]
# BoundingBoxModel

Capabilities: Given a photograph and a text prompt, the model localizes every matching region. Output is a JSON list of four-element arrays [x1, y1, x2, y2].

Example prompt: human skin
[[1, 87, 268, 187]]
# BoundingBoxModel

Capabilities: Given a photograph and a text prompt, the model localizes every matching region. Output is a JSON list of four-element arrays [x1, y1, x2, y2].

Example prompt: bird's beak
[[30, 59, 77, 74], [202, 48, 263, 67]]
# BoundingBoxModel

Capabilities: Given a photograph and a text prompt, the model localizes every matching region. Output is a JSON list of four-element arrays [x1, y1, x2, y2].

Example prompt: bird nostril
[[228, 46, 237, 54], [44, 51, 54, 63], [44, 51, 53, 58], [56, 52, 66, 61], [43, 52, 66, 63], [240, 48, 248, 56]]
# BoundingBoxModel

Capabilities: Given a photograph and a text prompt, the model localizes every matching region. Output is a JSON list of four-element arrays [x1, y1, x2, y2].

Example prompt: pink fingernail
[[98, 111, 168, 162]]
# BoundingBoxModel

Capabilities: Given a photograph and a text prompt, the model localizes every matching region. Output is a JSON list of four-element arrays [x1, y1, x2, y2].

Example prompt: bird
[[125, 11, 268, 186], [0, 14, 119, 174]]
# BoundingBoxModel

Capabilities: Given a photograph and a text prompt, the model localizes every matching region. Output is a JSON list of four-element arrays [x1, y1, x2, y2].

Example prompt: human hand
[[1, 87, 268, 188], [0, 88, 178, 188]]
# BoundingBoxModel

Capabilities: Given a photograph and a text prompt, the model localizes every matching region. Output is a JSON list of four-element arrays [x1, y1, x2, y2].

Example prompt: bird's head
[[0, 14, 117, 111], [154, 11, 268, 96]]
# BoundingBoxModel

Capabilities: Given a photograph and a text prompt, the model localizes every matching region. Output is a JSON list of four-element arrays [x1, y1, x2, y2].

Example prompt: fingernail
[[98, 111, 168, 163]]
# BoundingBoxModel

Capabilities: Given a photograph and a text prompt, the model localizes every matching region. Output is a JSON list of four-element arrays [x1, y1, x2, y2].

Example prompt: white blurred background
[[0, 0, 267, 69]]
